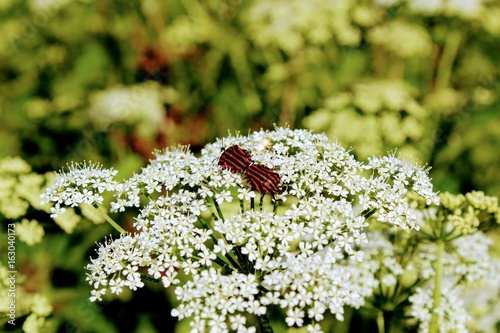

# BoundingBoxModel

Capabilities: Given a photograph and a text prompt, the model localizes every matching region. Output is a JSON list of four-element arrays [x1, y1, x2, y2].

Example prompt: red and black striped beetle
[[218, 145, 282, 194]]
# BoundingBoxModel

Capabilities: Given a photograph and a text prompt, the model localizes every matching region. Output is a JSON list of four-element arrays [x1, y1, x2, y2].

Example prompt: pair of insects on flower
[[218, 145, 283, 195]]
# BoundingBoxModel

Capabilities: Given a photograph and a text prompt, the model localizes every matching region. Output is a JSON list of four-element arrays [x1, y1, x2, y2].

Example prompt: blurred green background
[[1, 0, 499, 332]]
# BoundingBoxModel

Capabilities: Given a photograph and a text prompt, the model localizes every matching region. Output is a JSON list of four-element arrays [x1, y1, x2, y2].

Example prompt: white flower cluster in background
[[43, 128, 439, 332], [303, 79, 430, 161], [243, 0, 361, 54], [462, 259, 500, 333], [88, 81, 165, 139], [375, 0, 483, 17]]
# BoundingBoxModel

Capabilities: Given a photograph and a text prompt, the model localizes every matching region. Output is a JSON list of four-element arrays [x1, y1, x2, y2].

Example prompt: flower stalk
[[435, 30, 462, 91], [428, 240, 445, 333], [92, 203, 126, 235], [257, 313, 273, 333]]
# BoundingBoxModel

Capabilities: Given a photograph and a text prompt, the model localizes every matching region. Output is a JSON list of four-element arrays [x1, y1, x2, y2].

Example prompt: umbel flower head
[[42, 128, 439, 332]]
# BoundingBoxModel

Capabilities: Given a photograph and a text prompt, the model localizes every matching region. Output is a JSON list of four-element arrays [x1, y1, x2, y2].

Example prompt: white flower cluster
[[243, 0, 361, 54], [172, 268, 263, 333], [368, 21, 432, 58], [408, 231, 496, 283], [88, 82, 165, 139], [360, 231, 405, 288], [409, 284, 470, 333], [462, 260, 500, 333], [43, 128, 439, 332], [42, 162, 118, 218], [360, 227, 498, 332], [452, 233, 495, 283], [375, 0, 483, 17], [260, 248, 378, 324], [365, 154, 439, 229]]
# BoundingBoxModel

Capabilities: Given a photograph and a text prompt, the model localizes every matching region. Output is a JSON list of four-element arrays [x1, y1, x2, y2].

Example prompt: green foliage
[[303, 79, 430, 160]]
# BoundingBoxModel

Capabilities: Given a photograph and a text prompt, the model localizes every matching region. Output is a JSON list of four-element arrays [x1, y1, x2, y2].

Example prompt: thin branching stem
[[92, 203, 126, 235], [257, 313, 274, 333], [212, 197, 225, 221]]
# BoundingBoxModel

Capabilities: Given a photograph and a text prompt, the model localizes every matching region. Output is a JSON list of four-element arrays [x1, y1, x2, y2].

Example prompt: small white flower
[[89, 289, 106, 302], [213, 239, 233, 255], [216, 190, 233, 204], [307, 323, 323, 333], [199, 249, 217, 266], [286, 307, 305, 327], [238, 187, 256, 201]]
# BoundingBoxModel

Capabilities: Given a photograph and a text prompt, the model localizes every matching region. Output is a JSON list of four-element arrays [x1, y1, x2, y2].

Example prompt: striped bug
[[218, 145, 283, 194], [217, 145, 252, 174]]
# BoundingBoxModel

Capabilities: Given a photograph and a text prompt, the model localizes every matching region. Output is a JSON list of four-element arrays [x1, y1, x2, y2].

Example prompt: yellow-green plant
[[303, 79, 431, 161]]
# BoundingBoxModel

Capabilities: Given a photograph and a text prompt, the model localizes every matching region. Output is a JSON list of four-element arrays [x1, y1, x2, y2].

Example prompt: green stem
[[190, 254, 231, 271], [197, 216, 242, 271], [257, 313, 274, 333], [392, 278, 426, 308], [434, 30, 461, 91], [212, 257, 232, 270], [362, 207, 378, 219], [140, 274, 160, 283], [197, 217, 216, 241], [206, 197, 220, 221], [239, 198, 245, 213], [232, 245, 249, 274], [257, 285, 269, 294], [428, 240, 445, 333], [279, 53, 300, 127], [212, 198, 225, 221], [92, 203, 126, 235], [376, 311, 385, 333], [259, 193, 265, 211]]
